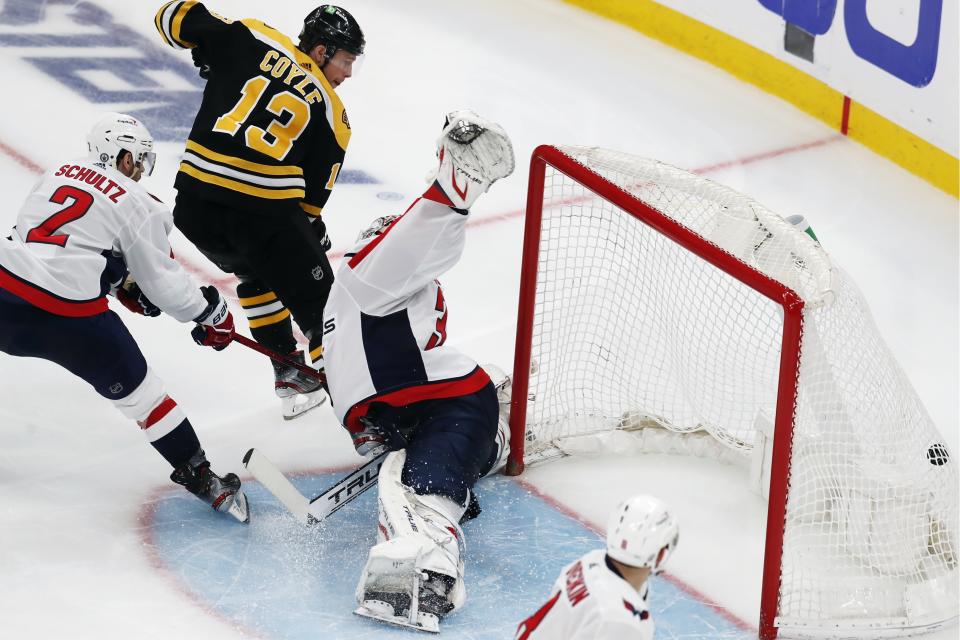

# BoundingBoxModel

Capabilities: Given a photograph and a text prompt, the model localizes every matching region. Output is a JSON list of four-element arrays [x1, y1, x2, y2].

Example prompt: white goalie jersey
[[322, 186, 491, 434], [516, 549, 654, 640], [0, 159, 206, 321]]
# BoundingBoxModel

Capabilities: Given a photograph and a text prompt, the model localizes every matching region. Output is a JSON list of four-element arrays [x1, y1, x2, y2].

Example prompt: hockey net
[[508, 145, 958, 639]]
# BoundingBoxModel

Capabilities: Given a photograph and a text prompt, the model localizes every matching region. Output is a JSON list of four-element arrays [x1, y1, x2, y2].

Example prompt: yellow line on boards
[[563, 0, 959, 197]]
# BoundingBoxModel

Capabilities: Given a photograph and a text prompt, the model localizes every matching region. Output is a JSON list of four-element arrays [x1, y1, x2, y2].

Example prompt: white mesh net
[[520, 146, 958, 637]]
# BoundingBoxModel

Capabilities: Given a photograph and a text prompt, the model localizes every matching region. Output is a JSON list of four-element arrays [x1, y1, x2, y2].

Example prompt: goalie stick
[[242, 448, 386, 525]]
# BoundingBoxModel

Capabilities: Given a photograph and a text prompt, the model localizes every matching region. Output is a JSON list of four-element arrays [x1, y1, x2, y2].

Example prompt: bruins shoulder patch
[[342, 110, 350, 129]]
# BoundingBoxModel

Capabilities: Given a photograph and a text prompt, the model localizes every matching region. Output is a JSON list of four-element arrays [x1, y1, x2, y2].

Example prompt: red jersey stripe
[[0, 265, 107, 317], [344, 367, 491, 434]]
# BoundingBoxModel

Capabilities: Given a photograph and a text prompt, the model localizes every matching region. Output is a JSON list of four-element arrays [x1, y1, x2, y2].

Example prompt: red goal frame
[[507, 144, 805, 639]]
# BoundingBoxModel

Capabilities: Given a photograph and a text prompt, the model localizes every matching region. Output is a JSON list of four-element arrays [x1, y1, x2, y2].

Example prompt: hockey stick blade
[[242, 448, 311, 524], [306, 452, 386, 523]]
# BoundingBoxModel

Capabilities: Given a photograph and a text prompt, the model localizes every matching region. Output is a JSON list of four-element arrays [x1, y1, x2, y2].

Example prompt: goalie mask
[[87, 112, 156, 176], [605, 494, 679, 573]]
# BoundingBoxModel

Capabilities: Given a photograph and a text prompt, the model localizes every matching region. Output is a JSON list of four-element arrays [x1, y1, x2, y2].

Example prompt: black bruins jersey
[[155, 1, 351, 218]]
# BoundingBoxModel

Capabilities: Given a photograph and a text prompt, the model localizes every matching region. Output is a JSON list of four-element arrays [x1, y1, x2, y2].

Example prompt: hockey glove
[[353, 413, 409, 459], [116, 282, 161, 317], [191, 286, 234, 350], [191, 48, 211, 79], [353, 417, 389, 459], [311, 217, 332, 252], [432, 110, 515, 210]]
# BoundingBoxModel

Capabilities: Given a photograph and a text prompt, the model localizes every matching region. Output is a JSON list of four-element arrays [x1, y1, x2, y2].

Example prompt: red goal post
[[507, 145, 958, 639]]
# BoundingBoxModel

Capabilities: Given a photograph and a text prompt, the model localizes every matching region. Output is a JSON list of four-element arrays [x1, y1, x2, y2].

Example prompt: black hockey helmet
[[298, 5, 365, 64]]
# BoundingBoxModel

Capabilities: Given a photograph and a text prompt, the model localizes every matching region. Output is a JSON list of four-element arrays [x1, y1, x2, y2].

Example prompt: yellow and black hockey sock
[[307, 336, 324, 368], [237, 282, 297, 356]]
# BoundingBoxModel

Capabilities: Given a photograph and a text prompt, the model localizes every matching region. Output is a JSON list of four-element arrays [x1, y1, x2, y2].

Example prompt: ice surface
[[0, 0, 955, 638]]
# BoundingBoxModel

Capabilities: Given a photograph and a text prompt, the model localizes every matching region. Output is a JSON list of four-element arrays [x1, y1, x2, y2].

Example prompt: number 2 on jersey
[[25, 185, 94, 247], [213, 76, 311, 161]]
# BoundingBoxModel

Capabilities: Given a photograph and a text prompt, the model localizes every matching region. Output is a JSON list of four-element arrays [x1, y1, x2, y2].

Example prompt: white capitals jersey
[[323, 187, 491, 433], [516, 549, 654, 640], [0, 159, 206, 321]]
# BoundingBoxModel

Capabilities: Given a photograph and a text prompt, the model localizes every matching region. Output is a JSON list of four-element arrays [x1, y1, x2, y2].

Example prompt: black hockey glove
[[311, 217, 332, 252], [191, 47, 211, 80], [116, 282, 161, 317]]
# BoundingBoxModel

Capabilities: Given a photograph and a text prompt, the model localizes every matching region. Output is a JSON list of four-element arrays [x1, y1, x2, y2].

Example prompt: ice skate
[[170, 450, 250, 524], [355, 566, 455, 633], [274, 350, 328, 420]]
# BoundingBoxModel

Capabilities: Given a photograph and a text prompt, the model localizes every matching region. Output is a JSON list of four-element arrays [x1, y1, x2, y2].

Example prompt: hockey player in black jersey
[[155, 2, 364, 418]]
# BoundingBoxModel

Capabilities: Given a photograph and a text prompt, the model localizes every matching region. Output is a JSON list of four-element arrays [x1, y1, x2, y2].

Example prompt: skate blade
[[222, 489, 250, 524], [281, 389, 328, 421], [354, 601, 440, 634]]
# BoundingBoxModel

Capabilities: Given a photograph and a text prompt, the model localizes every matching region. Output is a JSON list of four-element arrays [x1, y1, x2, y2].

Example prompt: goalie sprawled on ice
[[321, 110, 515, 632]]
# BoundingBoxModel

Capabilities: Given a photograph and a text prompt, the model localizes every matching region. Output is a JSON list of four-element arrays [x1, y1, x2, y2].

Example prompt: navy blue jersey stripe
[[360, 309, 427, 393]]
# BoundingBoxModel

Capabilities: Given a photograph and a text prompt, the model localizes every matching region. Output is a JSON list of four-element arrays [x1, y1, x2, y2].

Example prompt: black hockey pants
[[173, 193, 333, 359]]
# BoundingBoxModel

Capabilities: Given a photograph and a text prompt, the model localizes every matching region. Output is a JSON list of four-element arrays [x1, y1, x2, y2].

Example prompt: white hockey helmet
[[87, 112, 156, 176], [605, 494, 679, 573]]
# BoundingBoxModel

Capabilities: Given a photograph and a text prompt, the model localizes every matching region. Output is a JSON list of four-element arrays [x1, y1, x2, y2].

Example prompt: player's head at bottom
[[87, 112, 156, 182], [605, 494, 680, 588]]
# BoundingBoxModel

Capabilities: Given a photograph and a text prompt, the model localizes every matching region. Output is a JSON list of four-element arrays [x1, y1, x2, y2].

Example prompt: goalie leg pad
[[357, 451, 467, 629]]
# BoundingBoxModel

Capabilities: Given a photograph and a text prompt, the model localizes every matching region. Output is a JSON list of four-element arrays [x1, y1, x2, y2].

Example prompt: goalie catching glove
[[433, 110, 515, 210], [191, 285, 234, 350]]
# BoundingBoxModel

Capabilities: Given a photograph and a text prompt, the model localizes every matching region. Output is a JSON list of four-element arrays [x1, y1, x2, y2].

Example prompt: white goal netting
[[519, 145, 958, 637]]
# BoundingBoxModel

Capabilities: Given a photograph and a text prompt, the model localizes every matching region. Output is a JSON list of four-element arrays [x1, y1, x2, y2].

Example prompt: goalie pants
[[370, 381, 500, 505], [0, 288, 202, 468], [173, 193, 333, 360]]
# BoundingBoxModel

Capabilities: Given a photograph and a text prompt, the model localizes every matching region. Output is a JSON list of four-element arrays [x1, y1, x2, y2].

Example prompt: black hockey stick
[[243, 448, 385, 525]]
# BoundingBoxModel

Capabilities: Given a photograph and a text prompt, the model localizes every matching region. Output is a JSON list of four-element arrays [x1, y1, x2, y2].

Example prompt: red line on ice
[[137, 485, 273, 640]]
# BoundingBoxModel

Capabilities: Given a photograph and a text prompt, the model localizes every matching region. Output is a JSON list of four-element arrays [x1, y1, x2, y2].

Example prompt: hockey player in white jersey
[[320, 110, 515, 632], [516, 495, 680, 640], [0, 113, 248, 523]]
